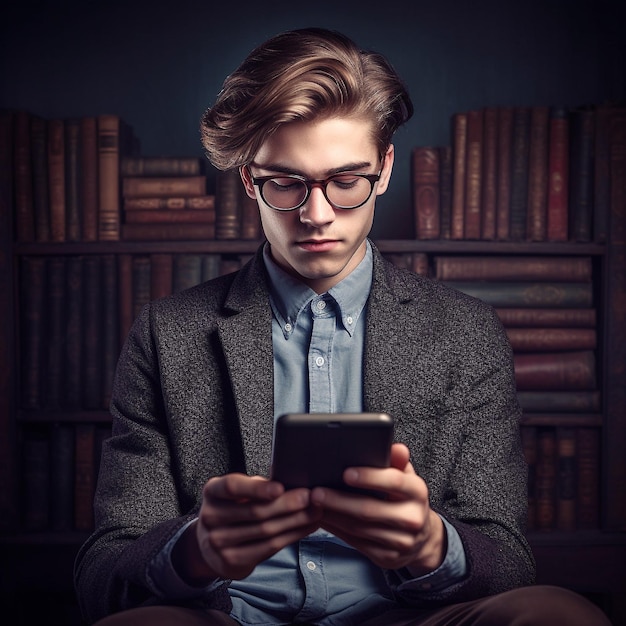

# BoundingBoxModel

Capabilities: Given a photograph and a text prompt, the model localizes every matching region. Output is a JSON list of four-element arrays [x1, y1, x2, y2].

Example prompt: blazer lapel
[[217, 252, 275, 478]]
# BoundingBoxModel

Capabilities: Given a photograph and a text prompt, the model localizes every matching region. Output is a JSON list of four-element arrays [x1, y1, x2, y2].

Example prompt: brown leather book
[[526, 106, 549, 241], [546, 107, 569, 242], [450, 113, 467, 239], [412, 146, 441, 240], [464, 110, 483, 240]]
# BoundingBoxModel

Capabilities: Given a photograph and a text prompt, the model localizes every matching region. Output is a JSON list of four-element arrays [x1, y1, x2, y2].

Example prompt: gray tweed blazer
[[74, 242, 535, 623]]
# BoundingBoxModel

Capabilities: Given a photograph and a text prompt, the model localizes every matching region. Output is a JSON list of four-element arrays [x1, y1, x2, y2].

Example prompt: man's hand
[[173, 473, 322, 585], [310, 443, 446, 576]]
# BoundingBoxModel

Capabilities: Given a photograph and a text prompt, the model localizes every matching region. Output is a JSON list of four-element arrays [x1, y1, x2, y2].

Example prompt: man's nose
[[299, 185, 335, 227]]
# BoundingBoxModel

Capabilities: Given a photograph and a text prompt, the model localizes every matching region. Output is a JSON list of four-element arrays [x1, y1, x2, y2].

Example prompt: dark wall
[[1, 0, 624, 238]]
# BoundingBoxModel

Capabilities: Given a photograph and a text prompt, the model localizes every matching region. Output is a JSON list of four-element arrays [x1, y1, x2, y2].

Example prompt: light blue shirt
[[147, 241, 467, 624]]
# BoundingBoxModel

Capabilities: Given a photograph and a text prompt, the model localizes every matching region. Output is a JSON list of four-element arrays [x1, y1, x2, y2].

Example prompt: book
[[102, 254, 120, 408], [481, 107, 498, 240], [434, 255, 592, 282], [123, 195, 215, 210], [30, 115, 51, 242], [463, 110, 483, 240], [535, 428, 557, 531], [117, 253, 134, 347], [513, 350, 596, 391], [47, 119, 66, 242], [496, 107, 514, 240], [450, 112, 467, 239], [44, 256, 66, 408], [546, 107, 570, 242], [74, 423, 95, 531], [49, 422, 75, 531], [592, 105, 613, 244], [63, 255, 83, 408], [576, 427, 600, 528], [215, 168, 242, 239], [506, 328, 596, 352], [121, 222, 216, 240], [517, 390, 601, 413], [13, 110, 35, 242], [20, 256, 46, 409], [494, 307, 596, 328], [132, 256, 151, 319], [509, 107, 531, 241], [568, 107, 595, 242], [201, 254, 222, 281], [120, 155, 202, 177], [441, 281, 593, 307], [526, 106, 549, 241], [439, 146, 453, 239], [173, 254, 203, 293], [124, 208, 216, 223], [122, 175, 207, 198], [64, 118, 82, 241], [22, 429, 50, 531], [556, 427, 577, 531], [80, 116, 99, 242], [82, 255, 103, 410], [412, 146, 441, 239], [150, 253, 173, 300]]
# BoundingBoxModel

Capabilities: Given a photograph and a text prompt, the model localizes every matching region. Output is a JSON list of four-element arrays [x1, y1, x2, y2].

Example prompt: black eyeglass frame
[[247, 167, 382, 211]]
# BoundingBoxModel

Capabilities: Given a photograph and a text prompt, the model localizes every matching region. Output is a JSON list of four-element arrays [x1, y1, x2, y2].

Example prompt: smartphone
[[270, 412, 394, 495]]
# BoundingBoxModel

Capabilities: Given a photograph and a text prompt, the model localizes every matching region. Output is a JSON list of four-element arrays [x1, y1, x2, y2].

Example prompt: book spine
[[517, 390, 601, 413], [47, 119, 66, 242], [509, 107, 531, 241], [30, 115, 51, 243], [102, 254, 119, 409], [215, 169, 242, 239], [450, 113, 467, 239], [98, 114, 122, 241], [74, 423, 95, 531], [556, 427, 577, 531], [124, 209, 216, 223], [45, 257, 66, 408], [13, 111, 35, 242], [64, 119, 82, 242], [80, 117, 99, 242], [568, 108, 595, 242], [82, 256, 103, 410], [494, 307, 596, 328], [535, 428, 557, 531], [506, 328, 596, 352], [123, 195, 215, 210], [22, 430, 50, 531], [496, 107, 514, 240], [149, 253, 173, 300], [547, 107, 570, 242], [120, 156, 202, 177], [439, 146, 453, 239], [173, 254, 203, 293], [513, 350, 596, 391], [526, 106, 549, 241], [50, 422, 75, 531], [576, 427, 600, 528], [121, 222, 216, 241], [122, 175, 207, 198], [63, 255, 83, 408], [463, 110, 483, 240], [412, 146, 441, 239], [481, 107, 498, 240]]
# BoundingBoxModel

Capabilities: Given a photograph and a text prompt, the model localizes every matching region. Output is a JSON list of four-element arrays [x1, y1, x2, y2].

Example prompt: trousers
[[92, 585, 612, 626]]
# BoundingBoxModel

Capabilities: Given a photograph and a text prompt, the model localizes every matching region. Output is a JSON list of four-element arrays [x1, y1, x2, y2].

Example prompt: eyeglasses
[[248, 167, 381, 211]]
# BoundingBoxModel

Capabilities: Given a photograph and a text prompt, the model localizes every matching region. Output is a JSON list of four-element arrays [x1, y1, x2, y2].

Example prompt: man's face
[[241, 117, 394, 293]]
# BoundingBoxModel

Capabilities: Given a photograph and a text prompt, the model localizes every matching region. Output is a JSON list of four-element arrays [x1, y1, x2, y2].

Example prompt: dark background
[[1, 0, 624, 238]]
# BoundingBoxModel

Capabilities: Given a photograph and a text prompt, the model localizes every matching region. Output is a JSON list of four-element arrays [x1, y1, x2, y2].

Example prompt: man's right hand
[[172, 473, 322, 585]]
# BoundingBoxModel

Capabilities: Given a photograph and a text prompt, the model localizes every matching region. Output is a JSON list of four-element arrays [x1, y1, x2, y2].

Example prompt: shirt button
[[316, 300, 326, 310], [346, 316, 354, 325], [284, 323, 292, 332], [306, 561, 317, 571], [315, 356, 325, 367]]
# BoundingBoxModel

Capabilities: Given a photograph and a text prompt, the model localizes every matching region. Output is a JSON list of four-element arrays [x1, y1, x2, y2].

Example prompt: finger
[[389, 443, 411, 470], [203, 473, 284, 503]]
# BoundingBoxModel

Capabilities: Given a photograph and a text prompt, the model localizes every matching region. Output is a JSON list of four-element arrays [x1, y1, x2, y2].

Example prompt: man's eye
[[330, 175, 360, 189], [270, 178, 302, 192]]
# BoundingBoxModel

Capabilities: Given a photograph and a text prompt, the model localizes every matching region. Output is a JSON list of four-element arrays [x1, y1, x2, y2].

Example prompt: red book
[[80, 116, 99, 242], [13, 110, 35, 242], [526, 106, 549, 241], [412, 146, 440, 239], [481, 107, 498, 240], [463, 110, 483, 240], [123, 195, 215, 210], [47, 119, 66, 242], [496, 107, 514, 240], [98, 114, 122, 241], [121, 222, 216, 241], [514, 350, 596, 391], [450, 113, 467, 240], [547, 107, 570, 241], [150, 253, 173, 300], [439, 146, 453, 239], [495, 307, 596, 328], [506, 327, 596, 352], [509, 107, 531, 241], [122, 175, 207, 198], [124, 209, 216, 223]]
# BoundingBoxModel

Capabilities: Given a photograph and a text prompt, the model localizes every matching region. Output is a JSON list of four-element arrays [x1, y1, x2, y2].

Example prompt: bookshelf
[[1, 107, 625, 626]]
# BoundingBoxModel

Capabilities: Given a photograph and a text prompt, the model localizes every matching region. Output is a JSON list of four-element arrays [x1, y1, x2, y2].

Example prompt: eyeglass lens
[[262, 174, 374, 210]]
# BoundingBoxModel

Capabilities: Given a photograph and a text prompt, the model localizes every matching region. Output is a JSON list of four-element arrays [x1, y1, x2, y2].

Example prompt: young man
[[74, 28, 610, 626]]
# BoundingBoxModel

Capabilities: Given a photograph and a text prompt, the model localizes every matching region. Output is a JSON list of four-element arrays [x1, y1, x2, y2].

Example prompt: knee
[[488, 585, 611, 626]]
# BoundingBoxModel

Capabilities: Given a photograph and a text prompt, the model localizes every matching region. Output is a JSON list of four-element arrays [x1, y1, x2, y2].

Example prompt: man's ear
[[375, 144, 395, 196], [239, 165, 257, 199]]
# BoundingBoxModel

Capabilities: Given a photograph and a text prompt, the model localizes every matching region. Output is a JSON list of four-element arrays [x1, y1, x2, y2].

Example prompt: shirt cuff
[[146, 518, 225, 600], [387, 516, 467, 597]]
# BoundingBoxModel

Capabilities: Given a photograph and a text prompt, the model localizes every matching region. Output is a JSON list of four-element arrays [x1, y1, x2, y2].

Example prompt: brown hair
[[200, 28, 413, 171]]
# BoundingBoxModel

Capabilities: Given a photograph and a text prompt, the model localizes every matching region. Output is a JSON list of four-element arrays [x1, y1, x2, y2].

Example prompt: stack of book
[[434, 254, 600, 532], [12, 111, 139, 242], [412, 103, 625, 242], [120, 156, 216, 240]]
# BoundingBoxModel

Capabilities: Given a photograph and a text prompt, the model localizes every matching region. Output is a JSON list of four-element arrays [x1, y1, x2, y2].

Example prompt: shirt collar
[[263, 241, 373, 338]]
